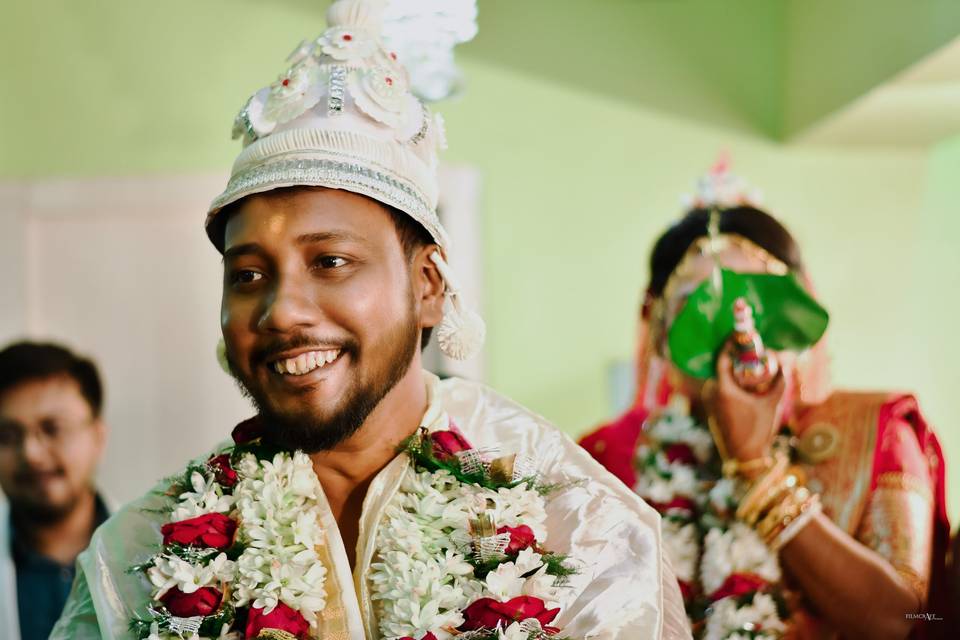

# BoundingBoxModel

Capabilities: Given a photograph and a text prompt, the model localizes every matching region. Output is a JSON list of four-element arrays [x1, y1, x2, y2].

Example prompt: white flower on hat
[[258, 61, 326, 128], [317, 26, 377, 61], [348, 64, 420, 131]]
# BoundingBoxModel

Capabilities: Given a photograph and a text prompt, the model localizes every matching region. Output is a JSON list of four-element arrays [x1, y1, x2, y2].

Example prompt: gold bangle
[[757, 486, 807, 541], [722, 455, 775, 480], [752, 477, 798, 533], [759, 486, 814, 545], [736, 453, 789, 524], [770, 494, 821, 550], [757, 473, 811, 537]]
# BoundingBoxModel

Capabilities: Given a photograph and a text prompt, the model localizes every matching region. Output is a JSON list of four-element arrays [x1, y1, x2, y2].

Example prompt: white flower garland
[[634, 404, 788, 639], [231, 452, 328, 624], [369, 466, 562, 640], [140, 450, 328, 639], [136, 426, 574, 640]]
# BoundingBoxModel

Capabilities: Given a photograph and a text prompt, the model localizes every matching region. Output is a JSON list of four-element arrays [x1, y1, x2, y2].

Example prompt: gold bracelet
[[756, 484, 809, 541], [759, 486, 814, 545], [736, 453, 789, 524], [770, 494, 821, 550], [722, 455, 775, 480]]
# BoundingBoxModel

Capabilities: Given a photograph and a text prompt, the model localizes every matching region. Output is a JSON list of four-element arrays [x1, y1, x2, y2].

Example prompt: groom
[[52, 1, 688, 638]]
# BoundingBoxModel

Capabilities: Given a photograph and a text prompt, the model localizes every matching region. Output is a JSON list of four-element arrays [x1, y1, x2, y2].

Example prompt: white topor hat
[[207, 0, 484, 360]]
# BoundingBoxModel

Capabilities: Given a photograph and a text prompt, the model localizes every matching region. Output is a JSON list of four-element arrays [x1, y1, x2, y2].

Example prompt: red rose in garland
[[648, 496, 697, 516], [245, 602, 311, 639], [430, 428, 471, 460], [459, 596, 560, 632], [709, 573, 769, 601], [207, 453, 239, 487], [399, 634, 437, 640], [496, 524, 537, 554], [231, 416, 264, 444], [664, 442, 697, 465], [160, 586, 223, 617], [161, 512, 237, 549]]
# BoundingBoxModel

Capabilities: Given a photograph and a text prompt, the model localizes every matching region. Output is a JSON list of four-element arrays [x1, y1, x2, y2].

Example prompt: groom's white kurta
[[51, 374, 690, 639]]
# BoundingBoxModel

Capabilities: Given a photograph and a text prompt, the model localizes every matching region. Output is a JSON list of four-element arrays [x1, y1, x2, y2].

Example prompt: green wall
[[2, 1, 957, 521]]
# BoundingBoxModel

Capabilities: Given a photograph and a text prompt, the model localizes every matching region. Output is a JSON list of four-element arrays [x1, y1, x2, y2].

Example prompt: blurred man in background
[[0, 341, 109, 640]]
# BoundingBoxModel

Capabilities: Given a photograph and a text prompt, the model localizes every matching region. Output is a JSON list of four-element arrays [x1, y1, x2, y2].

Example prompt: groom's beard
[[227, 299, 421, 453]]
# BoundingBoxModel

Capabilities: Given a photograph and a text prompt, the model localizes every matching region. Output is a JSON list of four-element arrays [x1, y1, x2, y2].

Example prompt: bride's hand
[[702, 345, 788, 470]]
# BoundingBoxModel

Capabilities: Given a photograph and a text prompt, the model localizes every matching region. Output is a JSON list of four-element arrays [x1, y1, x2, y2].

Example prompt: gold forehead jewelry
[[660, 233, 789, 311]]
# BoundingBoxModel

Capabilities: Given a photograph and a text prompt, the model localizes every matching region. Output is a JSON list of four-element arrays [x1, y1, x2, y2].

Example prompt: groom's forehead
[[222, 189, 396, 251]]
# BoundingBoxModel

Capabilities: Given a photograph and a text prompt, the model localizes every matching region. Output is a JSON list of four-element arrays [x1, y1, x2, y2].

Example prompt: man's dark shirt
[[10, 495, 109, 640]]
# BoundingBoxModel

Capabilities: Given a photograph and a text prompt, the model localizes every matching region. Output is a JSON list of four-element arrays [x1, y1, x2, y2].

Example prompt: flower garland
[[633, 400, 788, 640], [130, 419, 328, 640], [370, 427, 578, 640], [131, 419, 578, 640]]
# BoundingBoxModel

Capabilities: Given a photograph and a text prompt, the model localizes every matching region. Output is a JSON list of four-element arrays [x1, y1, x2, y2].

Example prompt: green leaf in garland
[[667, 269, 829, 379]]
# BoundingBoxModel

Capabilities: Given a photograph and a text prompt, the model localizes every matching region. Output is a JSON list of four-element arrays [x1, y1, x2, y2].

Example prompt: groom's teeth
[[274, 349, 340, 376]]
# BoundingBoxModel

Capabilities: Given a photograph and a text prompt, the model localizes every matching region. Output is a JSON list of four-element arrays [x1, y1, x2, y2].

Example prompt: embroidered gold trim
[[875, 472, 933, 502]]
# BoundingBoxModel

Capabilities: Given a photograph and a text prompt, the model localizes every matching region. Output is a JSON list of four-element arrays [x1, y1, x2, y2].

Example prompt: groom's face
[[219, 187, 438, 451]]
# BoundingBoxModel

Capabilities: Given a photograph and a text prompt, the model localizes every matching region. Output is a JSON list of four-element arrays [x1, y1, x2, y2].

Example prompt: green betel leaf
[[667, 269, 829, 379]]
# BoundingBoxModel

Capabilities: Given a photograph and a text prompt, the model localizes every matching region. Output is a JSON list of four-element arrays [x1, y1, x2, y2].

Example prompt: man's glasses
[[0, 417, 95, 451]]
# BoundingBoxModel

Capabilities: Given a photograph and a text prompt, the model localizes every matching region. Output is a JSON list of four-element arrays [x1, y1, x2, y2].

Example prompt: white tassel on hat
[[430, 251, 485, 360]]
